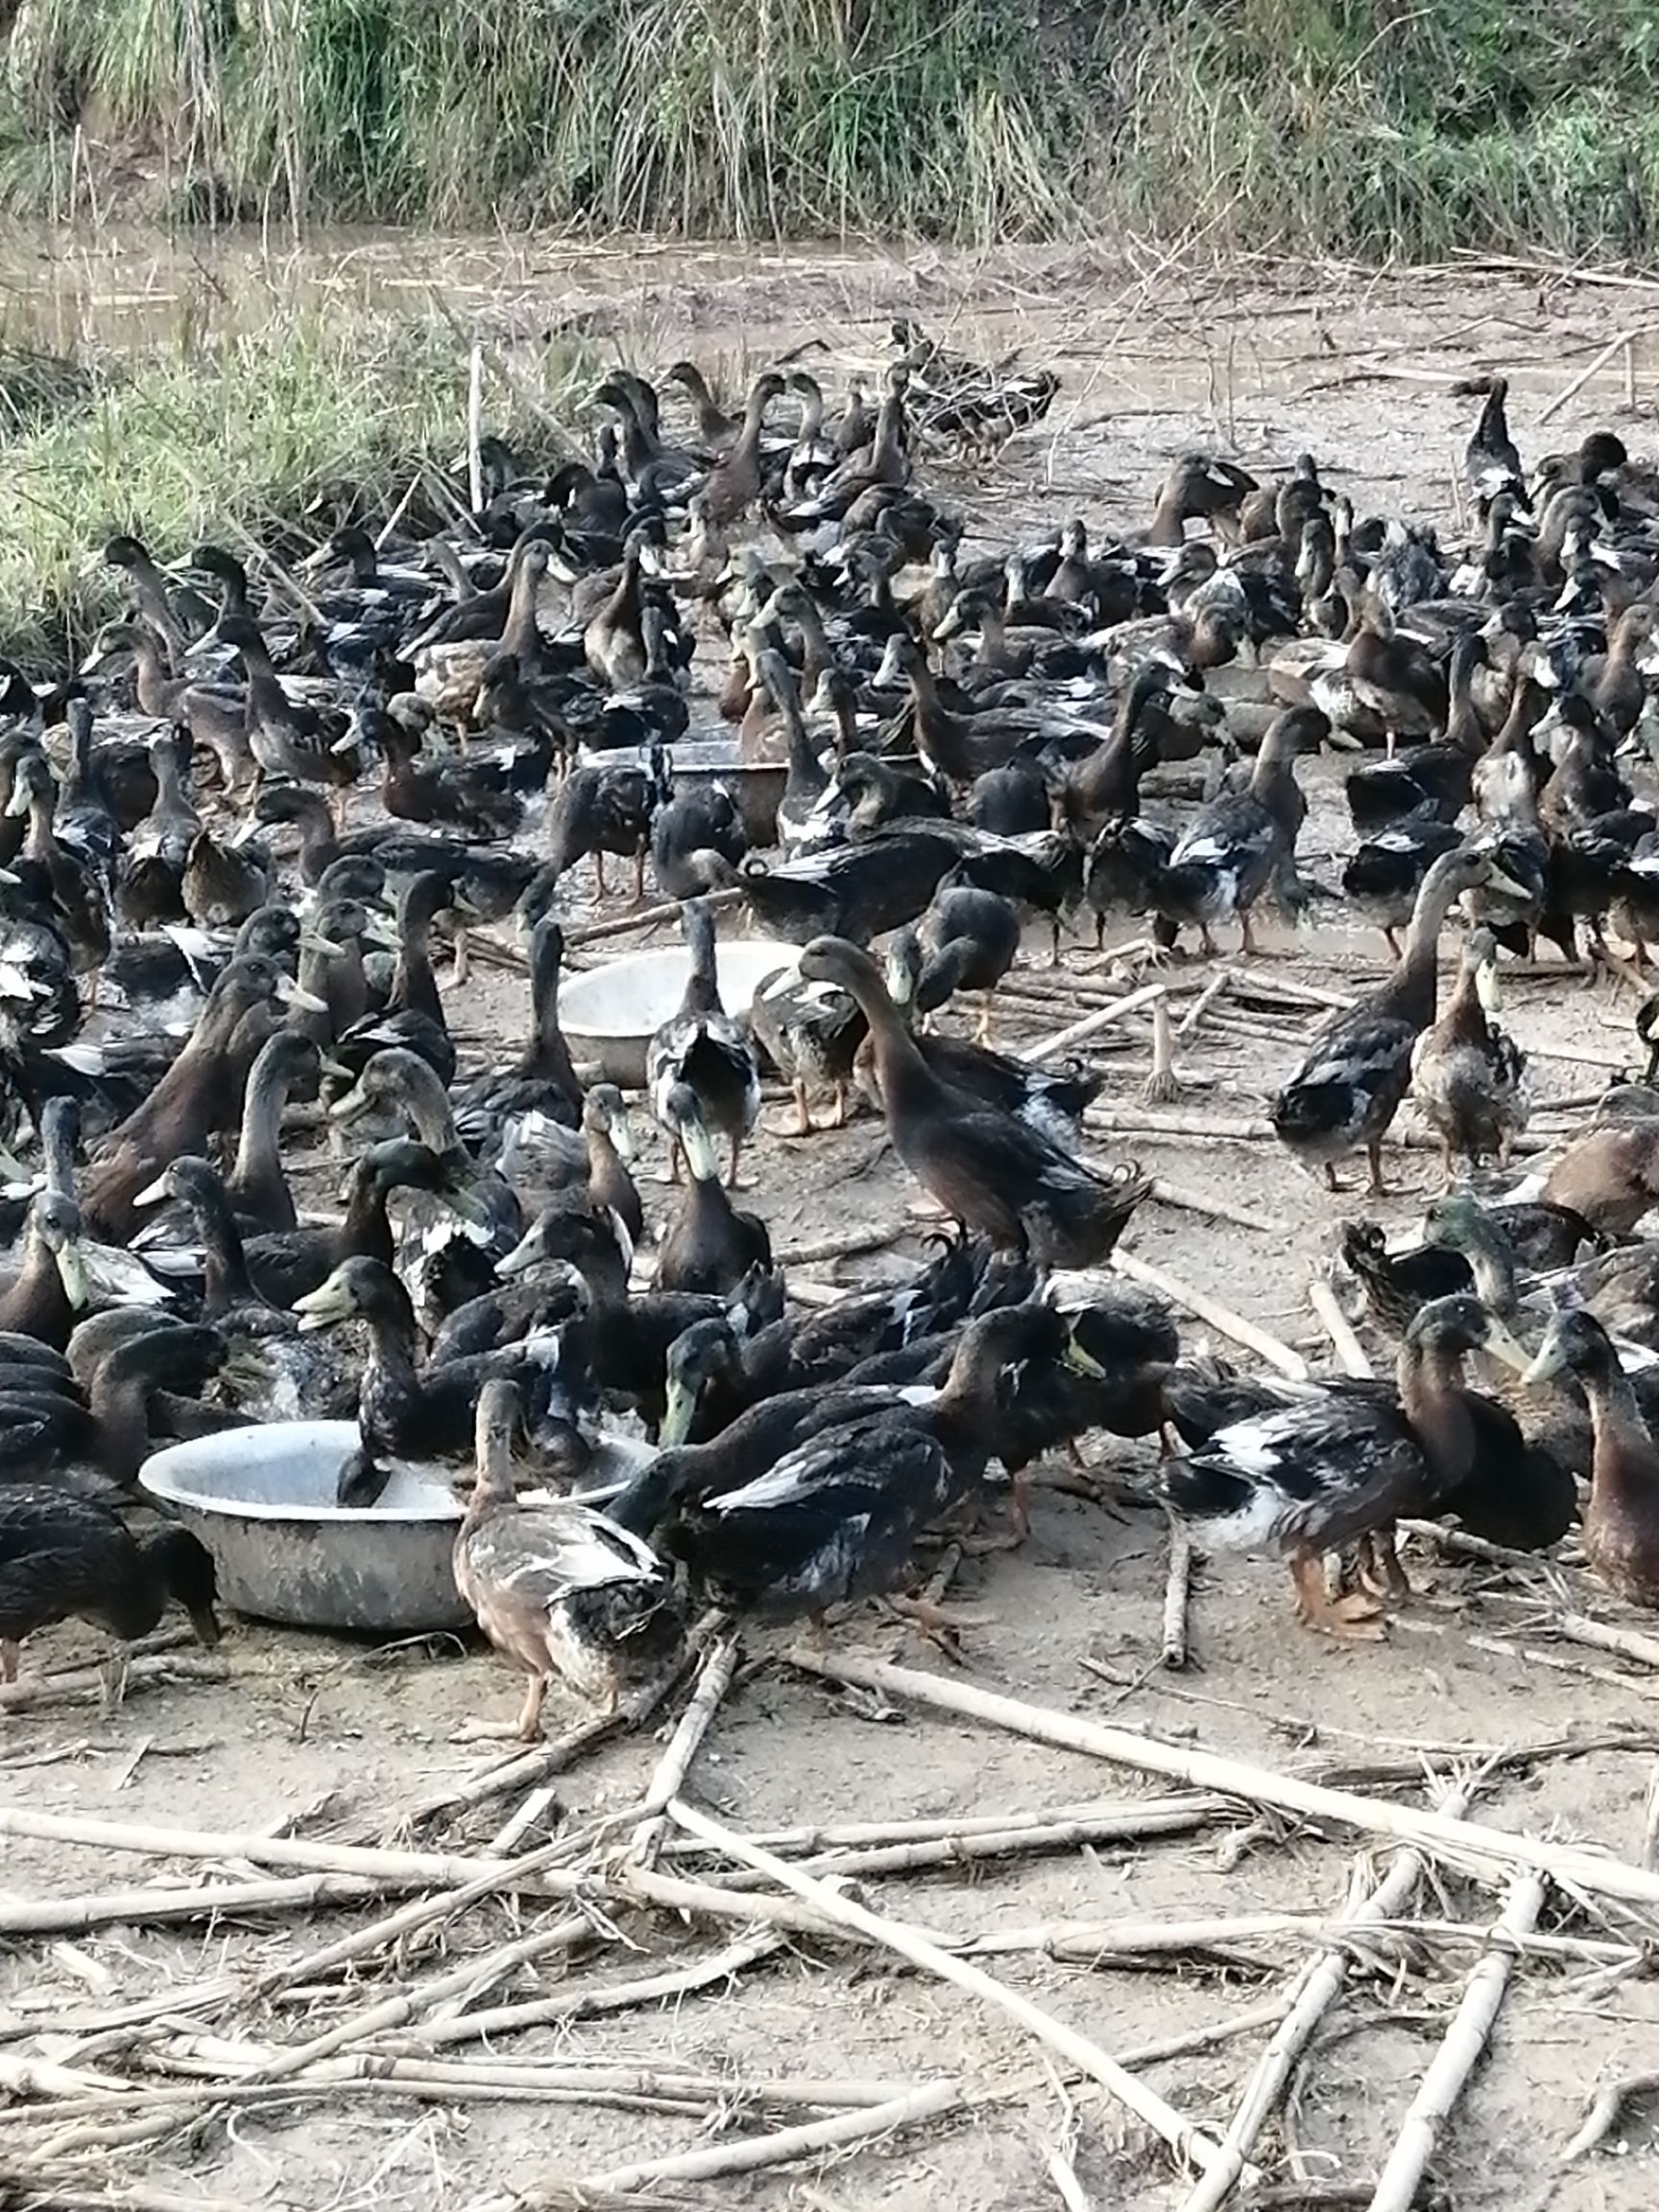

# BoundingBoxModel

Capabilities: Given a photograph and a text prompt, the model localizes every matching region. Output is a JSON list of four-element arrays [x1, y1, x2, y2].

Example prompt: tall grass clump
[[0, 308, 586, 670], [7, 0, 1659, 257]]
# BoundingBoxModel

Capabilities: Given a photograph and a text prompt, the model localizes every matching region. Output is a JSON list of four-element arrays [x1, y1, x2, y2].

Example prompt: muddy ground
[[5, 241, 1659, 2211]]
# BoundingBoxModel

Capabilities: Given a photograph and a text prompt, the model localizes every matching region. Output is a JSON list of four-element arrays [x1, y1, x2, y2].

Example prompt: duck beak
[[495, 1228, 541, 1279], [274, 974, 328, 1014], [329, 1082, 372, 1122], [1481, 863, 1529, 903], [1483, 1316, 1533, 1374], [362, 916, 402, 951], [298, 934, 346, 959], [660, 1375, 697, 1448], [133, 1174, 172, 1209], [53, 1237, 89, 1311], [444, 1181, 493, 1229], [678, 1114, 721, 1183], [1322, 726, 1363, 752], [293, 1280, 350, 1332], [229, 818, 264, 848], [330, 730, 360, 757], [606, 1110, 637, 1165], [1062, 1328, 1108, 1379]]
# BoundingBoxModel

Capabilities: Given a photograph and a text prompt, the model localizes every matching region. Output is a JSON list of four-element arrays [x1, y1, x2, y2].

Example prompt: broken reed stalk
[[402, 1651, 691, 1825], [1559, 2068, 1659, 2163], [1538, 327, 1641, 421], [496, 2078, 966, 2208], [625, 1630, 741, 1867], [0, 1873, 399, 1936], [0, 1807, 507, 1887], [467, 342, 485, 517], [1028, 982, 1166, 1062], [1177, 967, 1234, 1039], [782, 1648, 1659, 1908], [564, 885, 744, 949], [1149, 1178, 1268, 1233], [417, 1928, 789, 2050], [1309, 1280, 1374, 1380], [1364, 1867, 1549, 2212], [666, 1798, 1239, 2181], [1176, 1771, 1481, 2212], [0, 1652, 227, 1713], [1162, 1517, 1194, 1670], [255, 1840, 569, 1997], [1112, 1248, 1310, 1380]]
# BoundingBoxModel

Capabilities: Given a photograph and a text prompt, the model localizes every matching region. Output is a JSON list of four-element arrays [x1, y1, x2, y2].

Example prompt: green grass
[[0, 310, 587, 672], [8, 0, 1659, 257]]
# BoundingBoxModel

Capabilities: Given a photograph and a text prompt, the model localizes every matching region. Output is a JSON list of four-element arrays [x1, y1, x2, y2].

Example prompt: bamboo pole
[[0, 1807, 508, 1887], [667, 1799, 1239, 2180], [1113, 1249, 1309, 1379], [1365, 1869, 1548, 2212], [1027, 983, 1165, 1064], [781, 1648, 1659, 1909]]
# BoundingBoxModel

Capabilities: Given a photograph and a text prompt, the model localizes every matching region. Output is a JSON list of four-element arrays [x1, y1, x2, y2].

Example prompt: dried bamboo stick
[[0, 1652, 227, 1713], [730, 1801, 1234, 1889], [1028, 982, 1166, 1063], [625, 1631, 742, 1869], [1309, 1280, 1374, 1380], [0, 1872, 386, 1935], [416, 1928, 789, 2050], [1559, 2068, 1659, 2163], [667, 1798, 1238, 2180], [0, 1807, 508, 1887], [1150, 1178, 1269, 1232], [1551, 1611, 1659, 1671], [661, 1795, 1220, 1859], [401, 1652, 691, 1824], [1177, 968, 1234, 1038], [499, 2078, 966, 2207], [781, 1648, 1659, 1908], [1162, 1518, 1194, 1670], [1365, 1867, 1548, 2212], [564, 885, 744, 949], [1177, 1772, 1481, 2212], [1538, 328, 1639, 421], [1113, 1249, 1309, 1380], [254, 1840, 569, 1997]]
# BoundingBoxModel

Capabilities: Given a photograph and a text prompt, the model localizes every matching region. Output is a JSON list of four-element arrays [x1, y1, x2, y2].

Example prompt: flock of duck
[[6, 328, 1659, 1735]]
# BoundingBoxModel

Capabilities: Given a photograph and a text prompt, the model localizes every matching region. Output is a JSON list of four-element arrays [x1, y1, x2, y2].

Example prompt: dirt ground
[[6, 239, 1659, 2212]]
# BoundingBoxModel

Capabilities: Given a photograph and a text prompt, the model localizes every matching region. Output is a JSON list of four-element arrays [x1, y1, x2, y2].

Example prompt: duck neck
[[1384, 864, 1466, 1025], [230, 1056, 298, 1223], [89, 1350, 167, 1484], [523, 938, 578, 1091], [501, 546, 546, 663], [391, 909, 443, 1025], [363, 1284, 423, 1389], [189, 1182, 261, 1316], [394, 1066, 459, 1153], [1397, 1335, 1477, 1488], [339, 1166, 397, 1269], [1581, 1352, 1659, 1512]]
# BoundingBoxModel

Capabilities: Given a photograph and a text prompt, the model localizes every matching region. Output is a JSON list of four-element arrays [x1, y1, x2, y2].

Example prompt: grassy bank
[[4, 1, 1659, 257], [0, 312, 583, 672]]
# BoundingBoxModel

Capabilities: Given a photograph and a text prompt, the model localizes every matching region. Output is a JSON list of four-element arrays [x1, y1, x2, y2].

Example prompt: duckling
[[646, 898, 760, 1186], [650, 779, 749, 900], [0, 1486, 218, 1682], [653, 1085, 772, 1296], [0, 1190, 93, 1350], [801, 936, 1148, 1266], [1524, 1309, 1659, 1605], [454, 1380, 684, 1735], [1163, 1294, 1533, 1637], [1410, 926, 1529, 1184], [748, 959, 866, 1137], [1270, 847, 1518, 1193]]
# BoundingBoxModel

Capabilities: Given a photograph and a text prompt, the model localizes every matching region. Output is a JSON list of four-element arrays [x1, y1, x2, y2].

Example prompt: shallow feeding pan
[[140, 1420, 655, 1635], [559, 936, 797, 1090]]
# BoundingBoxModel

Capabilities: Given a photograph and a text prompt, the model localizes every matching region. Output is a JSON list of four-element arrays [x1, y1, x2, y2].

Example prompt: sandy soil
[[5, 240, 1659, 2212]]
